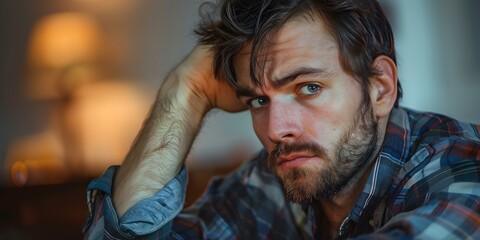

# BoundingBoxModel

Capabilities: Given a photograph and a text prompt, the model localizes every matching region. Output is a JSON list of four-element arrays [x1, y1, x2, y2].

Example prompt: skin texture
[[235, 15, 371, 198], [235, 15, 376, 202]]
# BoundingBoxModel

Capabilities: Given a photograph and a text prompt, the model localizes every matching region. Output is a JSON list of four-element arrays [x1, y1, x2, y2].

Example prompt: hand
[[172, 45, 246, 113]]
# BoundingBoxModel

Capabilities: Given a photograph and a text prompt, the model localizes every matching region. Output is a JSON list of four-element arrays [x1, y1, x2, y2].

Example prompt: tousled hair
[[195, 0, 402, 107]]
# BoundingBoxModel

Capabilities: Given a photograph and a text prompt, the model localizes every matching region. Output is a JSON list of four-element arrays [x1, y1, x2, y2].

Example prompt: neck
[[317, 158, 375, 239]]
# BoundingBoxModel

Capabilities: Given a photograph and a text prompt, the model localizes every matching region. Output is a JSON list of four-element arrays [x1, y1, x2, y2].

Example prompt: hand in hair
[[173, 44, 246, 113]]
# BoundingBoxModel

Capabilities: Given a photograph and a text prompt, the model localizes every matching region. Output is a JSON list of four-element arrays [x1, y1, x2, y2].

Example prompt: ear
[[369, 55, 398, 119]]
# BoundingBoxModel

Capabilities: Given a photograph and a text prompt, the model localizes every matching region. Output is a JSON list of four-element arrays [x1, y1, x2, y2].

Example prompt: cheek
[[251, 112, 270, 146], [315, 88, 364, 145], [321, 86, 361, 125], [303, 101, 350, 147]]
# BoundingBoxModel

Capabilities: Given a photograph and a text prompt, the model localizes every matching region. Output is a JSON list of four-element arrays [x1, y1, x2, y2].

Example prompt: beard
[[267, 104, 379, 205]]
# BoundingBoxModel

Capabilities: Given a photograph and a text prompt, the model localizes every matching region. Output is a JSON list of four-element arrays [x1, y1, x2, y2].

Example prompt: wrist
[[165, 67, 214, 117]]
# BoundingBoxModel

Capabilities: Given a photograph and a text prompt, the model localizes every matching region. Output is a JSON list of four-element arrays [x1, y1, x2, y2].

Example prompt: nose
[[267, 101, 303, 144]]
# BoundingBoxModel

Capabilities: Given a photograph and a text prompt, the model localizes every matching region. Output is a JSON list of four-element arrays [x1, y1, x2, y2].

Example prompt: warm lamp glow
[[28, 12, 101, 69], [25, 12, 103, 99]]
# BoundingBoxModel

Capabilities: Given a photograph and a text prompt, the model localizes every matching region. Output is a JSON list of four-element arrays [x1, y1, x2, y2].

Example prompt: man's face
[[234, 15, 380, 204]]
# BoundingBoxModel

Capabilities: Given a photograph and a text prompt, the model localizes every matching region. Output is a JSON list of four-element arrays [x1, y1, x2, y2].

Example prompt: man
[[83, 0, 480, 239]]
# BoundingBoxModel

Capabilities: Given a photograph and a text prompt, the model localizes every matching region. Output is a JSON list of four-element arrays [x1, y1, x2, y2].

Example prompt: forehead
[[234, 13, 338, 87]]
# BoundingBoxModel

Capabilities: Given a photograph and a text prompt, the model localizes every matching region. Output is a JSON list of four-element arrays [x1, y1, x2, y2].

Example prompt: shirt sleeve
[[82, 165, 188, 239]]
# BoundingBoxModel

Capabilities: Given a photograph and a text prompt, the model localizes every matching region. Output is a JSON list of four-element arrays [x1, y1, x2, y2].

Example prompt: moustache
[[268, 142, 328, 164]]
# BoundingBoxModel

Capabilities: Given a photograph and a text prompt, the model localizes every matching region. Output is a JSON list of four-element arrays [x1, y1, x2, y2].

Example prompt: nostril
[[267, 122, 304, 144]]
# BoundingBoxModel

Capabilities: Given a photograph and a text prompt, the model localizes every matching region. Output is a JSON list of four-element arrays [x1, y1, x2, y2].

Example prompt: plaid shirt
[[83, 107, 480, 239]]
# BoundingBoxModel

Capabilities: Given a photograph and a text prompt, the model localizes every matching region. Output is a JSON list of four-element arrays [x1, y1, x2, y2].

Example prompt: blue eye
[[249, 97, 269, 109], [298, 84, 321, 95]]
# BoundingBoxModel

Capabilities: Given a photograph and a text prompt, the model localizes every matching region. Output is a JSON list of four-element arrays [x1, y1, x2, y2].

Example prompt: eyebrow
[[235, 85, 257, 98], [272, 67, 332, 89], [235, 66, 332, 98]]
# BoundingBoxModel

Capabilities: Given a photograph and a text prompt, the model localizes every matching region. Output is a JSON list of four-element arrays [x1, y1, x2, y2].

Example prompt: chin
[[276, 167, 324, 204]]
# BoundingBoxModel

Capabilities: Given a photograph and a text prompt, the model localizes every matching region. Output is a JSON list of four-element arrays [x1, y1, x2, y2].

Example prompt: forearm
[[113, 69, 211, 217]]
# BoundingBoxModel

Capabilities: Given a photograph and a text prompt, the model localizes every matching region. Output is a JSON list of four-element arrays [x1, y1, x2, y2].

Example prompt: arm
[[83, 45, 245, 239], [113, 45, 244, 217]]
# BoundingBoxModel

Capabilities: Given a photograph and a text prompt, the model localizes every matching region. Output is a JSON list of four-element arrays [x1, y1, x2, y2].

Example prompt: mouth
[[277, 153, 316, 169]]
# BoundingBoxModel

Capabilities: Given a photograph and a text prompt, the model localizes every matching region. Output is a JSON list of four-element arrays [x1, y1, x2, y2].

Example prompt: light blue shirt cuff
[[86, 165, 188, 238]]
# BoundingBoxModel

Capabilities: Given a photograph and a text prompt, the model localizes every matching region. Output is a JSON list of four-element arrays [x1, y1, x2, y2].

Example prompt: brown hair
[[196, 0, 402, 107]]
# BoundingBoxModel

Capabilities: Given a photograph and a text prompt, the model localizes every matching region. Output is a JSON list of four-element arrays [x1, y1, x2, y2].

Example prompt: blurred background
[[0, 0, 479, 239]]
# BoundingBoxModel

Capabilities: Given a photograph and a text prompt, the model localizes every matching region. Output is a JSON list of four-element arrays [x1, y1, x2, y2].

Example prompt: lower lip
[[279, 157, 314, 170]]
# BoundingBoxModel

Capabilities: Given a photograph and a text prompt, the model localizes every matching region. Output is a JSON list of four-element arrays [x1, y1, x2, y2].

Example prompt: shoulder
[[401, 108, 480, 177], [390, 108, 480, 212], [406, 109, 480, 147]]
